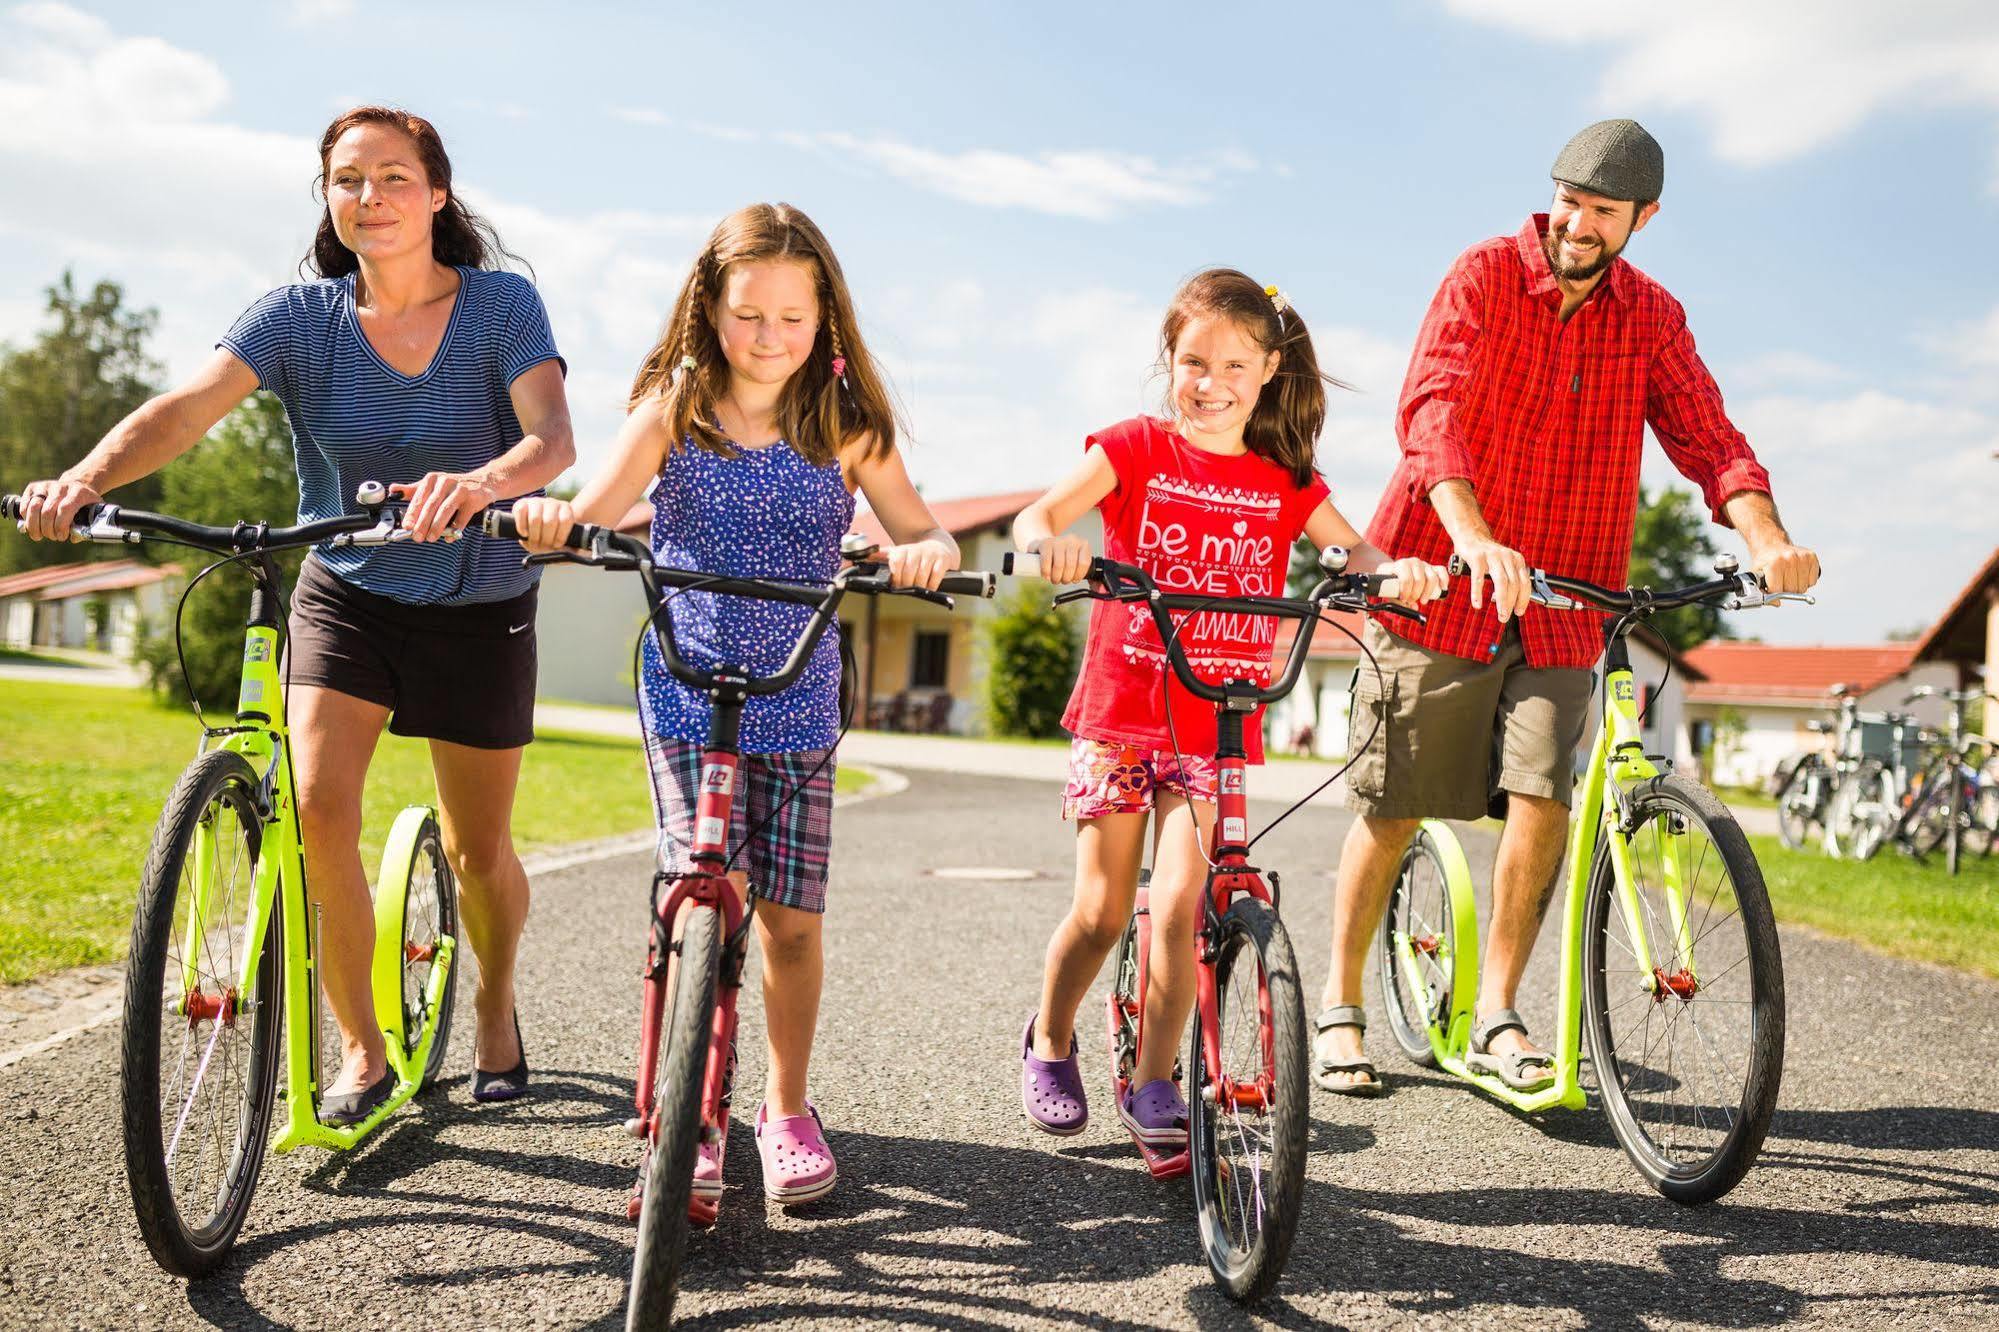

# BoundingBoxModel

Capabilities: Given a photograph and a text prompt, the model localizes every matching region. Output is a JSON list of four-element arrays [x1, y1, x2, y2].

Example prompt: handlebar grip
[[938, 571, 996, 599], [1002, 551, 1038, 578], [480, 508, 601, 552], [3, 495, 111, 528], [1447, 554, 1467, 577], [1373, 575, 1400, 600]]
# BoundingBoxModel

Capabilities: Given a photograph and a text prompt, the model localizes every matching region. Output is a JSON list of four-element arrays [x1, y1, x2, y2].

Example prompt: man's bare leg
[[1477, 791, 1569, 1062]]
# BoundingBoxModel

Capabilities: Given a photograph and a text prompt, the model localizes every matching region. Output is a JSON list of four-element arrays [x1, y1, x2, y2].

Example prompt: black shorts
[[286, 556, 538, 750]]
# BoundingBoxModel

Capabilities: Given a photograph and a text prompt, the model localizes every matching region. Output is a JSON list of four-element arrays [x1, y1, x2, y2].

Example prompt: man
[[1314, 119, 1820, 1094]]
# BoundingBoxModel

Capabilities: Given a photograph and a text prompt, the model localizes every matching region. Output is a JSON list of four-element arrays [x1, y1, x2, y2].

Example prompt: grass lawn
[[0, 646, 85, 667], [1751, 834, 1999, 981], [0, 681, 867, 984]]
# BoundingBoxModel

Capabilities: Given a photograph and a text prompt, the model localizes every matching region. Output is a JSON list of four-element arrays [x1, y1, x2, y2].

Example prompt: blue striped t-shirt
[[218, 266, 565, 605]]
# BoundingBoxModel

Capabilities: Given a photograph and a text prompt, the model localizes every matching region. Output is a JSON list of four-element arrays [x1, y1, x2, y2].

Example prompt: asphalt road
[[3, 769, 1996, 1330]]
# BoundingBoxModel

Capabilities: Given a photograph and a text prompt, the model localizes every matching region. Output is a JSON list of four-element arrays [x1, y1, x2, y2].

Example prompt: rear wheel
[[1188, 896, 1307, 1303], [122, 750, 283, 1277], [1376, 827, 1470, 1067], [386, 810, 458, 1086], [626, 903, 720, 1331], [1583, 774, 1783, 1205]]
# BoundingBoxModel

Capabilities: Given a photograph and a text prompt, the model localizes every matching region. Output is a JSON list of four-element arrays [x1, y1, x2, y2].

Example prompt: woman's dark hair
[[302, 106, 522, 279]]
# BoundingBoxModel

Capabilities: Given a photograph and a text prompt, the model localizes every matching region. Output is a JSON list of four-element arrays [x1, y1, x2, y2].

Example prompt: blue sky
[[3, 1, 1996, 643]]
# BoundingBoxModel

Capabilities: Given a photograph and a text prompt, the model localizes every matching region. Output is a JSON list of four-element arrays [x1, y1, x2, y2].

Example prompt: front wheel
[[626, 903, 720, 1331], [122, 749, 283, 1277], [1582, 774, 1784, 1204], [1188, 896, 1307, 1303]]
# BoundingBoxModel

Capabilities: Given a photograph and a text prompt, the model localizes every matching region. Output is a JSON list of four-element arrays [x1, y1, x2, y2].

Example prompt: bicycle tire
[[122, 749, 283, 1277], [1774, 756, 1824, 852], [1842, 760, 1894, 862], [1582, 774, 1784, 1205], [626, 902, 721, 1331], [1905, 764, 1954, 861], [388, 810, 458, 1087], [1188, 896, 1307, 1303], [1376, 826, 1471, 1067]]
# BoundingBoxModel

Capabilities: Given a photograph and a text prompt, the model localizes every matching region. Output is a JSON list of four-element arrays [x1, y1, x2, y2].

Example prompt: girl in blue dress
[[512, 202, 956, 1206]]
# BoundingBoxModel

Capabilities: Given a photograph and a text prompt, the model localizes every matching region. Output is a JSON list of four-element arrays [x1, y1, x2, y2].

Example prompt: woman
[[15, 106, 573, 1121]]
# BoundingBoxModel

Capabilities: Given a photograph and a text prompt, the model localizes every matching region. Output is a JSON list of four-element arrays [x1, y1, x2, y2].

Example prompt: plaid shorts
[[645, 737, 836, 914], [1062, 738, 1220, 820]]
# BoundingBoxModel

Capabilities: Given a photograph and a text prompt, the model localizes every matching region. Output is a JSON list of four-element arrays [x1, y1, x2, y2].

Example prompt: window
[[911, 630, 950, 689]]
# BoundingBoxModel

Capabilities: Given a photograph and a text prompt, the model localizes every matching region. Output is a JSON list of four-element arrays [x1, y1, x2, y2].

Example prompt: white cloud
[[1953, 303, 1999, 369], [1445, 0, 1999, 171], [1729, 349, 1850, 391], [0, 6, 704, 465], [289, 0, 356, 22], [803, 133, 1247, 221]]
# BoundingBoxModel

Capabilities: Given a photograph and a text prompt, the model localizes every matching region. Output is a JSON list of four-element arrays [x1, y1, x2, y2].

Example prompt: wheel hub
[[1653, 967, 1699, 1001]]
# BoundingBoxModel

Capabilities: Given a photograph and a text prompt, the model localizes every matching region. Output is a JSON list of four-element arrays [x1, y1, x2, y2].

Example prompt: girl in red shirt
[[1013, 268, 1446, 1147]]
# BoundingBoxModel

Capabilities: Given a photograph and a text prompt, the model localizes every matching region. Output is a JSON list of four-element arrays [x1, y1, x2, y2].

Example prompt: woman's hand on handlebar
[[508, 497, 577, 553], [13, 475, 102, 542], [1380, 556, 1451, 611], [883, 537, 956, 591], [1026, 534, 1093, 584], [391, 471, 500, 542]]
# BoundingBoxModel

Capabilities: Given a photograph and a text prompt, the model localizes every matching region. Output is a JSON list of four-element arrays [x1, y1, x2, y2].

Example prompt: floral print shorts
[[1062, 738, 1219, 820]]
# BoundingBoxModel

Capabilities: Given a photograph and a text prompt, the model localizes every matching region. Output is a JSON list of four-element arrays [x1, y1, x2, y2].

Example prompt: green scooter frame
[[1384, 657, 1689, 1116]]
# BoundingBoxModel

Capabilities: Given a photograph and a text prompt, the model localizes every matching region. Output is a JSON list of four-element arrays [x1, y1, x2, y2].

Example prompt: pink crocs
[[692, 1134, 724, 1202], [755, 1101, 837, 1204]]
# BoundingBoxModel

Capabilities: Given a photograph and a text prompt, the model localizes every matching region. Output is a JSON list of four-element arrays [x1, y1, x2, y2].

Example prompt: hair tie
[[674, 354, 697, 386]]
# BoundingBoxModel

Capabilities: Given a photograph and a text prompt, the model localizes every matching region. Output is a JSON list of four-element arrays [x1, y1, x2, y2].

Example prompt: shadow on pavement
[[172, 1081, 1998, 1331]]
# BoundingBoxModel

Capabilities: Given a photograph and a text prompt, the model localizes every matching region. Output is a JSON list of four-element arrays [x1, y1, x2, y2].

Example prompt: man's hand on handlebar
[[1745, 536, 1820, 597], [1453, 537, 1532, 622], [508, 497, 578, 554], [883, 537, 957, 591], [13, 475, 103, 543], [1026, 534, 1093, 585]]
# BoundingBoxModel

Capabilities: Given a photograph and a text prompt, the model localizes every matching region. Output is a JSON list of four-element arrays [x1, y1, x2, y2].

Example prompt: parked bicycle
[[1773, 684, 1859, 854], [1007, 545, 1417, 1302], [1889, 686, 1999, 874], [481, 508, 994, 1329], [3, 485, 457, 1277], [1379, 554, 1807, 1204]]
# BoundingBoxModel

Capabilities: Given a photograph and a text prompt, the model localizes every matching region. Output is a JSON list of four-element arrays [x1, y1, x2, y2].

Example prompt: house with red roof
[[0, 558, 180, 658], [1680, 640, 1954, 787]]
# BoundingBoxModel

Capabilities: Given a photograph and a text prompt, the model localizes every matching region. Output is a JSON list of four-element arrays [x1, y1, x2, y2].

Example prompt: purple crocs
[[1117, 1078, 1188, 1148], [1021, 1015, 1088, 1136]]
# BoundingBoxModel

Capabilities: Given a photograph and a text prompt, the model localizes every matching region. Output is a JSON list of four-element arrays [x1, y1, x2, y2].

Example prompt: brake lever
[[524, 550, 587, 568], [1373, 602, 1426, 624], [895, 587, 956, 610], [1053, 586, 1101, 607]]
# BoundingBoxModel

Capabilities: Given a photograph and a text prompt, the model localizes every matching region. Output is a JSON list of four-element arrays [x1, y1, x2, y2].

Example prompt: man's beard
[[1543, 221, 1627, 281]]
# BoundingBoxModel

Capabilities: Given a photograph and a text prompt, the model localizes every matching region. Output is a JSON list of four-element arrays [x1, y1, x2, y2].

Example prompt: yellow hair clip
[[1264, 284, 1288, 315]]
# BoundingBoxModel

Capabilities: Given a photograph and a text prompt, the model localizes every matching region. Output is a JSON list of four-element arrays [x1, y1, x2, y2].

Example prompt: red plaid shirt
[[1368, 215, 1772, 670]]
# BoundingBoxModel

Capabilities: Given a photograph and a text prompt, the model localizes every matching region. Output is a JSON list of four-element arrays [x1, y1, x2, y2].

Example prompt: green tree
[[979, 582, 1081, 737], [1630, 483, 1732, 651], [0, 273, 163, 573], [135, 393, 300, 710]]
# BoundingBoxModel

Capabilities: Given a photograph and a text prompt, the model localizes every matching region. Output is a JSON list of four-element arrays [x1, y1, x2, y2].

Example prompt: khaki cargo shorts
[[1342, 620, 1592, 821]]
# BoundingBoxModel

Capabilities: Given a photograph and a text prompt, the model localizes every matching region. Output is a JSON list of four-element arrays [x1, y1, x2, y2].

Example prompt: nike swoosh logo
[[509, 623, 531, 635]]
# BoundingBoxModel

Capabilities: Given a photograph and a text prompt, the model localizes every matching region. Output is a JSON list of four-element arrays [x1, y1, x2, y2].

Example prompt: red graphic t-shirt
[[1061, 416, 1331, 764]]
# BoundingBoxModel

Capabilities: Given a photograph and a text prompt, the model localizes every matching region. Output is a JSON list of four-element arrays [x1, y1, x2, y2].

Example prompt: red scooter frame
[[1022, 550, 1416, 1182]]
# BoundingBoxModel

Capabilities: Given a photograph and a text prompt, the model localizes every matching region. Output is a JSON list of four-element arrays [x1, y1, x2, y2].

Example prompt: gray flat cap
[[1551, 119, 1663, 202]]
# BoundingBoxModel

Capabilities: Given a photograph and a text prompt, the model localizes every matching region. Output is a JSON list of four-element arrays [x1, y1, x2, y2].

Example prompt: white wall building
[[0, 559, 179, 657]]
